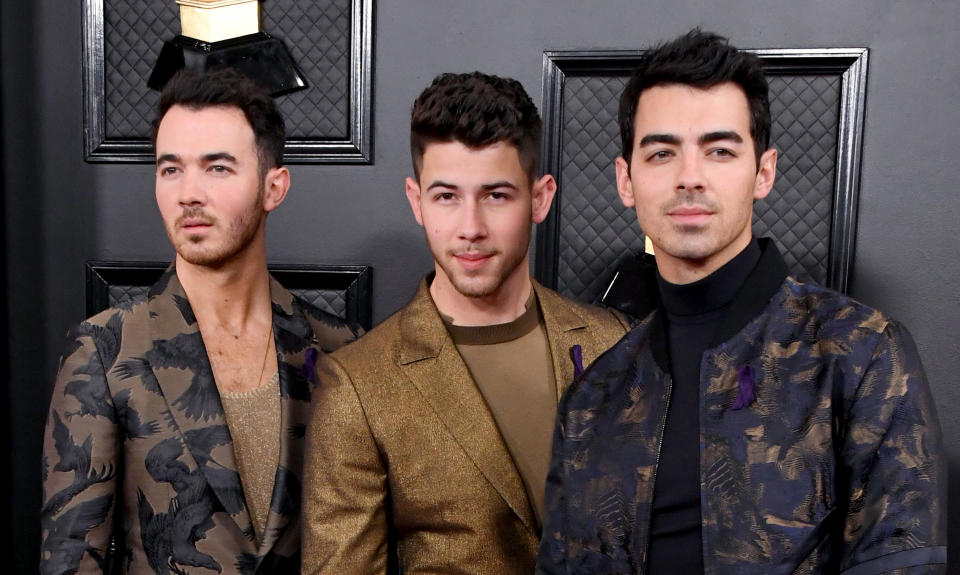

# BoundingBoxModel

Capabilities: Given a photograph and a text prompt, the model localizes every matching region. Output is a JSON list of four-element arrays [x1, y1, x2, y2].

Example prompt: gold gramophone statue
[[148, 0, 307, 95]]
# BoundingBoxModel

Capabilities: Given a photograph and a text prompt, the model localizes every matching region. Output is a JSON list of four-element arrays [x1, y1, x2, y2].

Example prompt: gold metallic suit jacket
[[302, 278, 629, 575], [40, 267, 357, 574]]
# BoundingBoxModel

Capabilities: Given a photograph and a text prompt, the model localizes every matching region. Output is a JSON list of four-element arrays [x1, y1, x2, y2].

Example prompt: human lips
[[177, 214, 214, 231], [667, 205, 714, 225], [453, 250, 495, 270]]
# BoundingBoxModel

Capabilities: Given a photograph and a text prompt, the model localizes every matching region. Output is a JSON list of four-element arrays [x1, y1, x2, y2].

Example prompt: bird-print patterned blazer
[[301, 278, 631, 575], [40, 267, 357, 575]]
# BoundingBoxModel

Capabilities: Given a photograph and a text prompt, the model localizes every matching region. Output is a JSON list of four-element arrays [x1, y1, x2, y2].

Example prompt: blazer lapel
[[146, 267, 256, 543], [534, 281, 590, 399], [398, 279, 537, 534], [258, 278, 316, 554]]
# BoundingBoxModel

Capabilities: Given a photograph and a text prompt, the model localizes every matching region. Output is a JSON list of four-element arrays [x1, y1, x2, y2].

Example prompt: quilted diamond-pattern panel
[[264, 0, 350, 138], [555, 73, 841, 301], [107, 284, 346, 318], [558, 75, 639, 302], [758, 75, 840, 283], [289, 288, 347, 318], [107, 284, 150, 309], [102, 0, 351, 140]]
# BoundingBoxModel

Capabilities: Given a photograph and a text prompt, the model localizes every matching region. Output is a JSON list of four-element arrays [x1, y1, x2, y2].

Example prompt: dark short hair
[[152, 69, 285, 176], [410, 71, 542, 182], [619, 29, 770, 167]]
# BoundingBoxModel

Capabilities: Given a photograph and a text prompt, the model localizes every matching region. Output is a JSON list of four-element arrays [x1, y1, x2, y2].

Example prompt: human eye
[[645, 149, 674, 162], [157, 165, 179, 177], [708, 148, 736, 159], [487, 190, 511, 201], [433, 191, 456, 202], [208, 164, 233, 175]]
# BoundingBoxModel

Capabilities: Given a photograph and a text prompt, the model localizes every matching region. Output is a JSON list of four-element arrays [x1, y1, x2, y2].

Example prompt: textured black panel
[[84, 0, 373, 163], [760, 75, 840, 283], [538, 50, 867, 301], [101, 0, 349, 140], [558, 75, 637, 303], [288, 288, 347, 318], [86, 262, 371, 329], [103, 1, 168, 137], [266, 0, 351, 138]]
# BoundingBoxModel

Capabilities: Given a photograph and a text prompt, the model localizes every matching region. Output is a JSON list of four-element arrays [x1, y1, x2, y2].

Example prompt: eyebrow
[[426, 180, 458, 191], [426, 180, 519, 192], [638, 130, 744, 147], [481, 181, 518, 191], [699, 130, 743, 145], [155, 152, 239, 165], [201, 152, 237, 164]]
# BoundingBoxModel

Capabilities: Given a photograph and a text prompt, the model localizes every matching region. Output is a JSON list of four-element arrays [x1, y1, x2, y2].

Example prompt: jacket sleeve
[[302, 354, 389, 575], [838, 320, 946, 574], [40, 324, 119, 575], [535, 402, 569, 574]]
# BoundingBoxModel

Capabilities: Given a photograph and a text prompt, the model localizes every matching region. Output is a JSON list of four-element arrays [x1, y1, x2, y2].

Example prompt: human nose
[[178, 168, 207, 206], [457, 199, 487, 242], [675, 152, 705, 192]]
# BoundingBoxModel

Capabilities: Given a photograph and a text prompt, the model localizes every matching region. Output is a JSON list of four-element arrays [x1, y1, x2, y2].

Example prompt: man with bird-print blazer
[[40, 69, 357, 574]]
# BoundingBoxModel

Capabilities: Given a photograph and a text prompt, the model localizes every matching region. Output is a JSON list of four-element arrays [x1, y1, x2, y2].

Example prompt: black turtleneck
[[646, 239, 762, 573]]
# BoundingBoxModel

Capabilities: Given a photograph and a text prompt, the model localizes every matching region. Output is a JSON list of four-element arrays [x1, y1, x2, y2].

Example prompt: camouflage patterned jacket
[[537, 242, 946, 574], [40, 267, 357, 574]]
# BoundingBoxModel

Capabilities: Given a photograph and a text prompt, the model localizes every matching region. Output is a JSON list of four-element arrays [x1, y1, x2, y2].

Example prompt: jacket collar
[[397, 275, 591, 534], [147, 265, 314, 554], [648, 238, 790, 371]]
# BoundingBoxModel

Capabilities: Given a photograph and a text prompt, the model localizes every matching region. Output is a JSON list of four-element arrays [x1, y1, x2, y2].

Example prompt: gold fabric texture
[[302, 278, 631, 575], [221, 371, 281, 545]]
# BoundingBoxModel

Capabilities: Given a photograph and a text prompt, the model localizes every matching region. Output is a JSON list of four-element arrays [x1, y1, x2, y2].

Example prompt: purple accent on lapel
[[733, 364, 756, 410], [302, 348, 319, 384], [571, 345, 584, 379]]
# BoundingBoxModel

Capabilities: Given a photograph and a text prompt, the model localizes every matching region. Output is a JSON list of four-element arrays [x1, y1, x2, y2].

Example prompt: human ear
[[405, 177, 424, 226], [753, 148, 778, 201], [531, 174, 558, 224], [615, 156, 636, 208], [263, 167, 290, 212]]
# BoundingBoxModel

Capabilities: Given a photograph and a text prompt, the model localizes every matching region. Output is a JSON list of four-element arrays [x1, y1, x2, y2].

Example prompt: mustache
[[450, 247, 497, 257], [661, 192, 720, 214], [175, 207, 215, 227]]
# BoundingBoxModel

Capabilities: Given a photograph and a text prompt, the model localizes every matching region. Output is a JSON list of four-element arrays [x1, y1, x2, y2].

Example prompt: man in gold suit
[[301, 72, 630, 574]]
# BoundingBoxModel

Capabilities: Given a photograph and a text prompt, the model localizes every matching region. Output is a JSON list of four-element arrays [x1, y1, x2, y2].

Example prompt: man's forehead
[[634, 82, 751, 131], [421, 140, 524, 172], [155, 104, 254, 154]]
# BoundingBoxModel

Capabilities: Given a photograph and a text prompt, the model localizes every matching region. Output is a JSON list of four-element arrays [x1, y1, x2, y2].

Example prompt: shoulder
[[327, 308, 404, 372], [779, 276, 895, 341], [535, 283, 630, 333]]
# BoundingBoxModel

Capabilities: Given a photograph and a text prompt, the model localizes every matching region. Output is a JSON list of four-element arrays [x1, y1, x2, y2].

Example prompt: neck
[[655, 229, 753, 285], [175, 244, 272, 335], [430, 258, 532, 326]]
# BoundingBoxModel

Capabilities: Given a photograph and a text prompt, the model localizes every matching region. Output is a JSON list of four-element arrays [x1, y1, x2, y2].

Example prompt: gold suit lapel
[[398, 280, 537, 534], [534, 281, 590, 398], [147, 267, 256, 545]]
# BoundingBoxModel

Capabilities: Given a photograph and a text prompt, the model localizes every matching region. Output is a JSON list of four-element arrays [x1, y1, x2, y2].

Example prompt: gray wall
[[4, 1, 958, 571]]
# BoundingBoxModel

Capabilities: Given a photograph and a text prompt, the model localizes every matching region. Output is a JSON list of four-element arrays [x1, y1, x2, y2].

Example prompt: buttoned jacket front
[[41, 267, 357, 574], [302, 278, 630, 575]]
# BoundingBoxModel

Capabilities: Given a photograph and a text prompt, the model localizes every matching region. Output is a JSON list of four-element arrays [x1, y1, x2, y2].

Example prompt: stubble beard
[[429, 223, 531, 300], [167, 183, 265, 268]]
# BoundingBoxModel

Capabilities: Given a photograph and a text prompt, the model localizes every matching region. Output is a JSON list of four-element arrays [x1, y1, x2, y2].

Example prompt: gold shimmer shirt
[[220, 371, 281, 545]]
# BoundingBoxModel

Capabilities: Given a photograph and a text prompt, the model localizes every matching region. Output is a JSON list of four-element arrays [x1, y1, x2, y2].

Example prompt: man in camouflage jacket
[[40, 70, 357, 574], [537, 30, 945, 574]]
